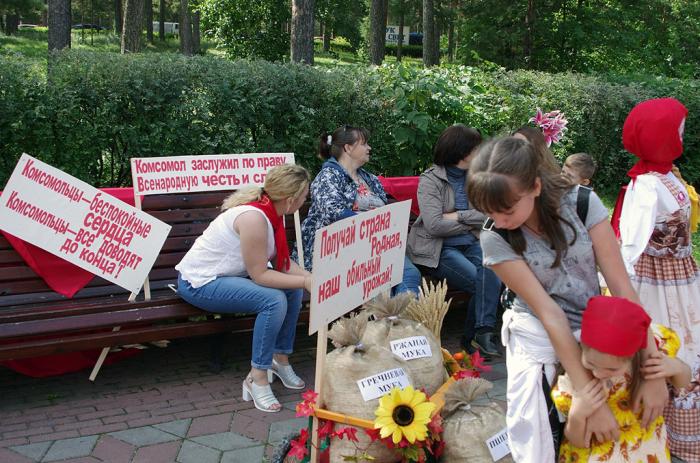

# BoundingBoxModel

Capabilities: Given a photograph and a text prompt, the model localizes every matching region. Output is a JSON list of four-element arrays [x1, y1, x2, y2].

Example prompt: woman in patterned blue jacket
[[298, 125, 421, 295]]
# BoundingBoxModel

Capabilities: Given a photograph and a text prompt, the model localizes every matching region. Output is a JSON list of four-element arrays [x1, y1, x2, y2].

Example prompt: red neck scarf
[[246, 193, 290, 272], [623, 97, 688, 181]]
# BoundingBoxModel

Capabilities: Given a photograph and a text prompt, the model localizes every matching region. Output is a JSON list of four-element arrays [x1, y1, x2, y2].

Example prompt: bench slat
[[0, 310, 310, 361]]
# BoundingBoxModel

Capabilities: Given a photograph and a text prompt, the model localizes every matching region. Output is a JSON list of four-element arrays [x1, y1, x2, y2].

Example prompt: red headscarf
[[623, 97, 688, 181], [246, 193, 290, 272], [581, 296, 651, 357]]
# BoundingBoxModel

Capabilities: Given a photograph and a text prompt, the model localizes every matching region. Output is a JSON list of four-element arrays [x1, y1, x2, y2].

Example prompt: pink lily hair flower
[[529, 107, 568, 147]]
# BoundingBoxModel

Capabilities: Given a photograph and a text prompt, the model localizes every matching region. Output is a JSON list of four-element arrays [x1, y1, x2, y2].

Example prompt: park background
[[1, 1, 699, 200]]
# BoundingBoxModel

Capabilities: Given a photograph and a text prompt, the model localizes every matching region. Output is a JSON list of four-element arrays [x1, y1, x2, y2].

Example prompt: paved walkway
[[0, 317, 506, 463]]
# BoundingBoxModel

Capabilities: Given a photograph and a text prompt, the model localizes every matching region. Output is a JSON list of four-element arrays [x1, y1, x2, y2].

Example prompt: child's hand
[[570, 378, 607, 419], [641, 351, 678, 380]]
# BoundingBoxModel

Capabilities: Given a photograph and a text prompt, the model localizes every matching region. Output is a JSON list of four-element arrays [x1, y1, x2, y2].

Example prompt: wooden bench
[[0, 191, 309, 366], [0, 188, 472, 373]]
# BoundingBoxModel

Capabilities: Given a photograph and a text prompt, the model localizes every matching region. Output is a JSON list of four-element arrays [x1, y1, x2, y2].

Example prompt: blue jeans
[[177, 274, 303, 370], [393, 256, 421, 296], [428, 239, 501, 340]]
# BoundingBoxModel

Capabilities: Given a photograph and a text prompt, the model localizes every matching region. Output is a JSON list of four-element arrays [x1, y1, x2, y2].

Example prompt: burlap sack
[[441, 378, 514, 463], [362, 293, 445, 395], [324, 314, 409, 463]]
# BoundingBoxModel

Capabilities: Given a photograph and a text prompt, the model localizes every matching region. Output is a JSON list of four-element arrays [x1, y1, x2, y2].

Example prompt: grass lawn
[[0, 27, 222, 65]]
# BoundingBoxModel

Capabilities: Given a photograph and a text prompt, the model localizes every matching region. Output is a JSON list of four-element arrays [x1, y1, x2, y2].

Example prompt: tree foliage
[[455, 0, 700, 78], [199, 0, 290, 60]]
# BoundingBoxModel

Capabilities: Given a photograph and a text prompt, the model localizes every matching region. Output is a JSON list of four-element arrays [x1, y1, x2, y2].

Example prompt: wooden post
[[309, 322, 328, 462]]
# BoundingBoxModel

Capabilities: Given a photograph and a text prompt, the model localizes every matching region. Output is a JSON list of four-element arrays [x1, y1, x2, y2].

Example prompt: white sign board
[[308, 200, 411, 335], [356, 367, 411, 402], [390, 336, 433, 361], [485, 427, 511, 461], [386, 25, 409, 45], [0, 154, 171, 294], [131, 153, 295, 195]]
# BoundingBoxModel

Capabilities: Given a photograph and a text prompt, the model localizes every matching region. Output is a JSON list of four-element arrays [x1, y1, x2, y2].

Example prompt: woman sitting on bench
[[175, 164, 313, 413]]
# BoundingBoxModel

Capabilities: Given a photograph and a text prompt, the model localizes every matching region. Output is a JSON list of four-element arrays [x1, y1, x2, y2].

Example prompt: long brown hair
[[513, 126, 562, 175], [467, 136, 576, 267]]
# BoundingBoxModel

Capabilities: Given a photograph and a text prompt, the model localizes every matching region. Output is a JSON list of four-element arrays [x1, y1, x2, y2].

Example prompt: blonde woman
[[176, 164, 312, 413]]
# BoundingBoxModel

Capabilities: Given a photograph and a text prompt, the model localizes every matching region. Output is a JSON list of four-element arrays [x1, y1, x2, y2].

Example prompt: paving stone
[[153, 419, 192, 438], [221, 445, 265, 463], [28, 431, 80, 444], [42, 435, 98, 462], [187, 413, 232, 438], [268, 418, 308, 445], [0, 448, 35, 463], [230, 413, 270, 442], [176, 441, 221, 463], [91, 435, 135, 463], [9, 441, 52, 462], [132, 441, 181, 463], [108, 426, 180, 447], [192, 432, 258, 451]]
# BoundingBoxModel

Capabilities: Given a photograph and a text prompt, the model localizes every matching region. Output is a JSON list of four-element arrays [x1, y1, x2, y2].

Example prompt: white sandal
[[242, 375, 281, 412], [267, 359, 305, 390]]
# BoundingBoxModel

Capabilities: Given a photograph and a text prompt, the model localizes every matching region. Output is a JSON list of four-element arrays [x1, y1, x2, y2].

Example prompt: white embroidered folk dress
[[620, 171, 700, 461]]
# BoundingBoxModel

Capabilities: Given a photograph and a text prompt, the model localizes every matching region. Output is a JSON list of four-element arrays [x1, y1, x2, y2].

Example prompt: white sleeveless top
[[175, 205, 276, 288]]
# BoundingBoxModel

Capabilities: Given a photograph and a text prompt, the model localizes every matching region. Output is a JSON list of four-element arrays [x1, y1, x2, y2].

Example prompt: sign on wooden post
[[308, 200, 411, 462]]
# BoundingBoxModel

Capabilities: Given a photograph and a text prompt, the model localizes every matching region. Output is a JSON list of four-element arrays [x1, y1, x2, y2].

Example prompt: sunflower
[[652, 324, 680, 357], [374, 386, 436, 444]]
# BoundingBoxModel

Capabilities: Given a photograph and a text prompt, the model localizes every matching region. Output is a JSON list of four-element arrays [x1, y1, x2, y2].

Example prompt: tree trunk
[[447, 0, 455, 62], [114, 0, 122, 36], [159, 0, 165, 40], [179, 0, 193, 55], [48, 0, 71, 51], [192, 10, 200, 54], [433, 0, 440, 64], [422, 0, 438, 66], [5, 13, 19, 35], [145, 0, 153, 43], [368, 0, 385, 65], [322, 21, 331, 52], [121, 0, 145, 53], [524, 0, 535, 67], [290, 0, 314, 64], [397, 4, 405, 62]]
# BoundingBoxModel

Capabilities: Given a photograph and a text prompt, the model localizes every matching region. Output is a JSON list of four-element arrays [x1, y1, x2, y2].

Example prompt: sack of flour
[[362, 292, 445, 395], [324, 314, 410, 463], [441, 378, 514, 463]]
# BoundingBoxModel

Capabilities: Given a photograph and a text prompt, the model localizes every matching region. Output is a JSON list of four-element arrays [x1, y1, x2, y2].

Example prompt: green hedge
[[0, 50, 698, 195]]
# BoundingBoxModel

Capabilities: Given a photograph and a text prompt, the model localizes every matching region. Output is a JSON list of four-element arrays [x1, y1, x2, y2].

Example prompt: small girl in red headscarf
[[552, 296, 691, 463]]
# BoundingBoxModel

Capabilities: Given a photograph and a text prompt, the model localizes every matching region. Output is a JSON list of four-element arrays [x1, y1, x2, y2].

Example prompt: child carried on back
[[552, 295, 691, 462]]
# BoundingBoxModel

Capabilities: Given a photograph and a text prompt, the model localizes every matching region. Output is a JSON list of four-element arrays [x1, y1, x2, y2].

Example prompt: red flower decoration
[[288, 428, 309, 460]]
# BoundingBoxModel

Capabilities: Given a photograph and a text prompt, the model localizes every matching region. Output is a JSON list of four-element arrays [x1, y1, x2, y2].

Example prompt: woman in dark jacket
[[407, 125, 501, 355]]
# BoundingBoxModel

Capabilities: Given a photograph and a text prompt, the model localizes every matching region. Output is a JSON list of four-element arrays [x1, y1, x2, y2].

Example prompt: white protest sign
[[356, 367, 411, 402], [131, 153, 295, 195], [308, 200, 411, 335], [485, 427, 511, 461], [0, 154, 171, 294], [385, 25, 410, 45], [390, 336, 433, 361]]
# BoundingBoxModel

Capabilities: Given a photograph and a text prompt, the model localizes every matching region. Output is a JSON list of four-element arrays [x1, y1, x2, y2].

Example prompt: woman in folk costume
[[619, 97, 700, 462]]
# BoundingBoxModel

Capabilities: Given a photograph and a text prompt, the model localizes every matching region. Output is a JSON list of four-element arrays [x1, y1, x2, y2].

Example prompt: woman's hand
[[303, 275, 313, 293], [633, 376, 668, 428], [585, 402, 620, 444], [570, 378, 606, 420], [641, 351, 677, 380]]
